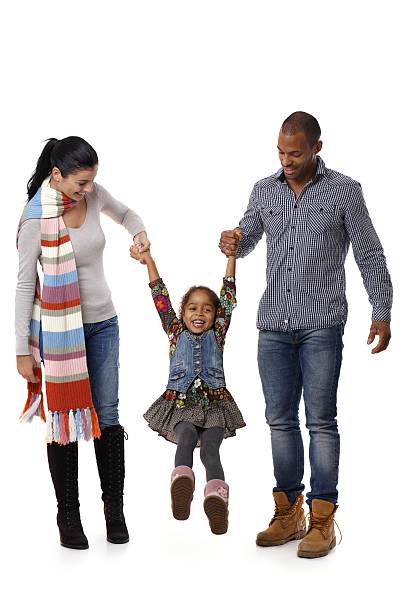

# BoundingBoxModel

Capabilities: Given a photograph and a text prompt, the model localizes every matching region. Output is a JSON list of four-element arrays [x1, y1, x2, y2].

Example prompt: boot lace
[[306, 511, 343, 545], [269, 495, 303, 526], [62, 445, 81, 528], [105, 429, 127, 523]]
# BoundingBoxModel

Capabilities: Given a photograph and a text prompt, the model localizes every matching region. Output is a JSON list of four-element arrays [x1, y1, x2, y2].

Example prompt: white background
[[1, 1, 407, 610]]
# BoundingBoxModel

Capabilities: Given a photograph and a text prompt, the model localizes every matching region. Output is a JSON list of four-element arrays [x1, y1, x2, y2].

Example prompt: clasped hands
[[130, 230, 151, 263]]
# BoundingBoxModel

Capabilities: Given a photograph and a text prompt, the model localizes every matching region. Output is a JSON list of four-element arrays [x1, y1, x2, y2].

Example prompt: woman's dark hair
[[179, 286, 219, 321], [27, 136, 98, 201]]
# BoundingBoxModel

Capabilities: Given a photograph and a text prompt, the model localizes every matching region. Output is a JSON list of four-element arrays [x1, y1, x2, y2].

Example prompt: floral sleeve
[[214, 277, 237, 349], [149, 278, 183, 352]]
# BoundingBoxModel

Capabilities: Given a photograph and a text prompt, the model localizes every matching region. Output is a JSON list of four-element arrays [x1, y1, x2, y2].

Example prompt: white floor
[[4, 407, 405, 612]]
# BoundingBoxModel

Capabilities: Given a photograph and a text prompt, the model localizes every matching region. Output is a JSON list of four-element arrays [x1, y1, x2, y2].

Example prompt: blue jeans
[[83, 316, 120, 430], [40, 316, 120, 430], [257, 326, 343, 506]]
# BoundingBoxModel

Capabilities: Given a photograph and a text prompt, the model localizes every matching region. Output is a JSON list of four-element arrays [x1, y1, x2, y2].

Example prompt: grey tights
[[174, 422, 225, 481]]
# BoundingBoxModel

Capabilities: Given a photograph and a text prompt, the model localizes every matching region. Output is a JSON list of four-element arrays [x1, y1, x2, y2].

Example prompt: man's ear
[[315, 140, 323, 154]]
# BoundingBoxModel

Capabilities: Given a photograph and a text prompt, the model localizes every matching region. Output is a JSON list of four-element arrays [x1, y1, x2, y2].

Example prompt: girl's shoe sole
[[204, 495, 228, 535], [171, 476, 194, 520]]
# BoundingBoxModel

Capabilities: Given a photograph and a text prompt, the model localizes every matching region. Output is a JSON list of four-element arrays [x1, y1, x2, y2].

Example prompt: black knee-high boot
[[94, 424, 129, 544], [47, 441, 89, 550]]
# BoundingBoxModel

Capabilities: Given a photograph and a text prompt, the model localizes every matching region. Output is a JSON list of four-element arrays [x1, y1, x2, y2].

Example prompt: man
[[220, 111, 392, 558]]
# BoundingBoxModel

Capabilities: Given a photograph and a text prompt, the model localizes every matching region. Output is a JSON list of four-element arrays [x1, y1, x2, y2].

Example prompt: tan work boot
[[297, 499, 337, 558], [256, 492, 306, 546]]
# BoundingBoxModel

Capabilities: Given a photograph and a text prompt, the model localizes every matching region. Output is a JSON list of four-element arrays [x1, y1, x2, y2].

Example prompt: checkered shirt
[[236, 157, 393, 331]]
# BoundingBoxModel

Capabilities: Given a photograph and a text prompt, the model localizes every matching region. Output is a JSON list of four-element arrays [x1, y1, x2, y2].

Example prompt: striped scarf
[[18, 178, 100, 444]]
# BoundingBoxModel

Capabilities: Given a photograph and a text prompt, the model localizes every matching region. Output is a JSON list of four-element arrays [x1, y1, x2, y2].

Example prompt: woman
[[16, 136, 149, 549]]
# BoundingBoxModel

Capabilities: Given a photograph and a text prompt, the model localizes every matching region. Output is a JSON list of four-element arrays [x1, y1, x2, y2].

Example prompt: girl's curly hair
[[179, 285, 219, 321]]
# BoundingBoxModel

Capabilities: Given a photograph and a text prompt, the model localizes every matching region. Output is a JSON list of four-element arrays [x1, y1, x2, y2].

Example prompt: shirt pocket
[[307, 202, 336, 234], [206, 367, 225, 380], [260, 203, 284, 237], [169, 362, 186, 380]]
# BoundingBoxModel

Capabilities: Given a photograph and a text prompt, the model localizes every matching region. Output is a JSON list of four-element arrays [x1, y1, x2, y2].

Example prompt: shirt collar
[[274, 155, 326, 183]]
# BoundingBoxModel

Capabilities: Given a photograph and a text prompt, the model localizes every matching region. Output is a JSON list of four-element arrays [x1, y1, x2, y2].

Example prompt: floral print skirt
[[143, 380, 245, 445]]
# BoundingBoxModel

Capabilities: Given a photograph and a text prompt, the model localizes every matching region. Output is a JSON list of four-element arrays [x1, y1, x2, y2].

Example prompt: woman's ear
[[51, 166, 62, 182]]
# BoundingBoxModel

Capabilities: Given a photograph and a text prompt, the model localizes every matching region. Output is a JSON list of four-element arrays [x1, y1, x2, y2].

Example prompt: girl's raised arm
[[214, 255, 237, 348], [130, 246, 160, 282], [129, 247, 181, 339], [225, 254, 236, 279]]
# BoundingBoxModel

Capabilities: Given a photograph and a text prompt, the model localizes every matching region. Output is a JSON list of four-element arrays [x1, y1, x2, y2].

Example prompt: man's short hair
[[281, 111, 321, 146]]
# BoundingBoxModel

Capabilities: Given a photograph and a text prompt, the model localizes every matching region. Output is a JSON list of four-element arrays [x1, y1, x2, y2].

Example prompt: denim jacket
[[167, 329, 225, 392], [149, 277, 237, 392]]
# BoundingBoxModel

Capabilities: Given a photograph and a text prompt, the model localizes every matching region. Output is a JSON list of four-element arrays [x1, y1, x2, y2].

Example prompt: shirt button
[[287, 288, 291, 292], [294, 205, 298, 209], [284, 319, 288, 324]]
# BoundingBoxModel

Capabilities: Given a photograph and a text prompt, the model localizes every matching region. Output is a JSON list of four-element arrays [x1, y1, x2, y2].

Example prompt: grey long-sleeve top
[[15, 183, 145, 354]]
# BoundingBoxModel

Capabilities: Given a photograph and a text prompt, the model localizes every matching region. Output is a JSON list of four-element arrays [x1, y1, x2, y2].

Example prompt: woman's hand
[[129, 244, 152, 264], [16, 355, 39, 383], [133, 230, 150, 254]]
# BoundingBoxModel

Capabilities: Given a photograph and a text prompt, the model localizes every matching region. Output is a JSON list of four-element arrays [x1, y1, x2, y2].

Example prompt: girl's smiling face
[[182, 289, 216, 334]]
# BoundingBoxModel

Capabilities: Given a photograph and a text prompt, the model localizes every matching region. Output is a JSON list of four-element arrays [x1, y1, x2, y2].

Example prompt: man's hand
[[367, 320, 391, 354], [219, 229, 243, 256], [133, 230, 150, 254], [16, 355, 39, 383]]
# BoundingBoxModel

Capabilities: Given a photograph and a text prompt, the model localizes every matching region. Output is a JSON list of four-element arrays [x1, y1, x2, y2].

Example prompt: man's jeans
[[40, 316, 120, 430], [257, 326, 343, 506]]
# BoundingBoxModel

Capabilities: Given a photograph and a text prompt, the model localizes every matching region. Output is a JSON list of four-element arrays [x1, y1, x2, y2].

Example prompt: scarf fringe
[[20, 367, 45, 423], [45, 407, 101, 445], [20, 391, 45, 423]]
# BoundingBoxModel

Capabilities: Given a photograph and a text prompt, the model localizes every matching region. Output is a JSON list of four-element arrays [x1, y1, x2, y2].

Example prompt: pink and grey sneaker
[[203, 479, 229, 535], [170, 466, 195, 520]]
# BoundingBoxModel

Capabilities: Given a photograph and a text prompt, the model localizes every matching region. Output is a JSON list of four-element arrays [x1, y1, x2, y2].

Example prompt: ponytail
[[27, 136, 98, 201], [27, 138, 58, 201]]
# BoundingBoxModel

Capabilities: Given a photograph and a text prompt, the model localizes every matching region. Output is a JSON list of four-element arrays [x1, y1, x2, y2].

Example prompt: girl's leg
[[174, 422, 199, 468], [200, 427, 229, 534], [199, 427, 225, 481], [171, 423, 198, 520]]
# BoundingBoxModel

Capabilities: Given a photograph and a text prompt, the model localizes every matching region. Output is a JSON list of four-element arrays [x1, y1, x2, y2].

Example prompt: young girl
[[130, 244, 245, 535]]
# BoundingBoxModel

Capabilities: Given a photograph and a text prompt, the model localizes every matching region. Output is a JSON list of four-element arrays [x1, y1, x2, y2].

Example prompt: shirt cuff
[[122, 209, 146, 237], [372, 306, 391, 322], [16, 336, 31, 355], [236, 235, 252, 258]]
